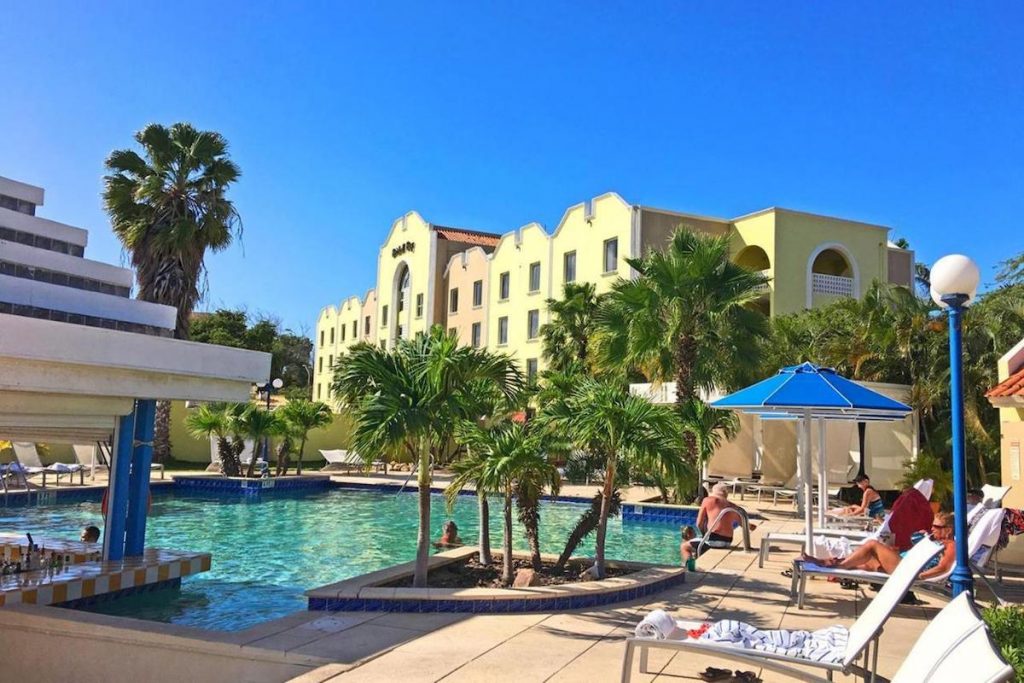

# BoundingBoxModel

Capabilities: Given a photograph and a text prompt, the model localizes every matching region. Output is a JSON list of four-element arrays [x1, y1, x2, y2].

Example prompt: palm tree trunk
[[502, 488, 514, 586], [413, 442, 432, 588], [594, 456, 617, 579], [245, 445, 257, 479], [153, 400, 172, 463], [296, 434, 308, 475], [478, 492, 492, 565]]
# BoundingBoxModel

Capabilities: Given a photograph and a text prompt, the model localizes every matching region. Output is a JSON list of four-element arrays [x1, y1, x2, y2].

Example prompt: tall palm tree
[[332, 327, 522, 587], [678, 399, 738, 489], [234, 407, 285, 478], [184, 403, 245, 476], [103, 122, 242, 462], [541, 378, 686, 578], [594, 229, 770, 471], [279, 400, 334, 475], [540, 282, 605, 372]]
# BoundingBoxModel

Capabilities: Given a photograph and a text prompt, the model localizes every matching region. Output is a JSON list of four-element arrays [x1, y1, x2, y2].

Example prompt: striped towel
[[700, 620, 848, 663]]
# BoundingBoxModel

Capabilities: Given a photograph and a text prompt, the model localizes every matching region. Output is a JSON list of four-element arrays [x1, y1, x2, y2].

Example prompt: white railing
[[812, 272, 854, 297], [754, 269, 770, 293]]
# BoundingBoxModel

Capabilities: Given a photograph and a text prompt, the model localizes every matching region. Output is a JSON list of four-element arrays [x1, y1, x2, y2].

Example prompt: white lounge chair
[[622, 539, 943, 683], [320, 449, 364, 472], [791, 508, 1007, 609], [889, 592, 1013, 683], [12, 442, 83, 486], [72, 443, 164, 480], [208, 437, 255, 473], [759, 526, 877, 568]]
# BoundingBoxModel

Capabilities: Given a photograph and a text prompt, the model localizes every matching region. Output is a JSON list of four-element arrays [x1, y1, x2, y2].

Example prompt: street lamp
[[930, 253, 981, 598], [256, 377, 285, 410]]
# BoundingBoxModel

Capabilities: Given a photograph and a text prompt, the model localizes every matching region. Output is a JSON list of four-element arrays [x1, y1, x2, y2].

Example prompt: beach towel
[[700, 620, 849, 663], [887, 488, 934, 551], [810, 535, 855, 560], [998, 508, 1024, 551]]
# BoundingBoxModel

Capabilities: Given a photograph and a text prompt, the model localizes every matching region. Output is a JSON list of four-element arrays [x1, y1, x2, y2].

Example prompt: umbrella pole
[[817, 418, 827, 530], [802, 409, 815, 553]]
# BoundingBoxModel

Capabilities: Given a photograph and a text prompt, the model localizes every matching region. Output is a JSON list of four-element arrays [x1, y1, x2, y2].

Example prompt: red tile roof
[[433, 225, 501, 248], [987, 366, 1024, 399]]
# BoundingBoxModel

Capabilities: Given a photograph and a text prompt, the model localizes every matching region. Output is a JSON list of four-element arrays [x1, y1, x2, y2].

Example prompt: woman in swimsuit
[[833, 474, 885, 518]]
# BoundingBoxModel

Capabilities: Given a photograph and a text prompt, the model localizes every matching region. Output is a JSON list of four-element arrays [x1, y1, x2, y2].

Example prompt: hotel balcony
[[811, 272, 854, 297]]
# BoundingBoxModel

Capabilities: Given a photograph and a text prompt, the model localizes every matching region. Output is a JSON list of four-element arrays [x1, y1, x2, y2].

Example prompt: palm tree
[[595, 230, 769, 471], [185, 403, 244, 476], [679, 399, 738, 489], [234, 407, 285, 478], [103, 122, 242, 463], [332, 327, 522, 587], [279, 400, 334, 475], [541, 282, 604, 372], [450, 421, 559, 583], [541, 378, 686, 578]]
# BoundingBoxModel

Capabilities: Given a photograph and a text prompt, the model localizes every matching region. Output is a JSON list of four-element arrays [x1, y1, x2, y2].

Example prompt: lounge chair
[[622, 539, 943, 683], [208, 437, 255, 473], [12, 442, 83, 486], [888, 591, 1013, 682], [73, 443, 164, 480], [759, 527, 876, 568], [791, 508, 1007, 609], [320, 449, 364, 472]]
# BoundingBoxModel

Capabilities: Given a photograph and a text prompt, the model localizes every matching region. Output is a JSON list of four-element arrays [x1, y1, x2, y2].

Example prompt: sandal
[[733, 671, 762, 683], [839, 579, 859, 590], [698, 667, 733, 681], [781, 568, 793, 578]]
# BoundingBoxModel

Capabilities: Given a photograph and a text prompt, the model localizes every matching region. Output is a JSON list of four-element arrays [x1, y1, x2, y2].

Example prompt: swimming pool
[[0, 488, 692, 631]]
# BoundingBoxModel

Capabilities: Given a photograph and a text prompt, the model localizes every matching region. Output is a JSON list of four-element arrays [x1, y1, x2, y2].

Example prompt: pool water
[[0, 488, 691, 631]]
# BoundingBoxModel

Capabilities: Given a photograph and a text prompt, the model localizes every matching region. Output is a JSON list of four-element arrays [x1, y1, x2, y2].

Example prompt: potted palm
[[898, 452, 953, 511]]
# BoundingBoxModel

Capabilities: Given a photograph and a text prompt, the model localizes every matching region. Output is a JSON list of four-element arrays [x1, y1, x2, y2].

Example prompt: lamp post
[[255, 377, 284, 466], [930, 254, 981, 598]]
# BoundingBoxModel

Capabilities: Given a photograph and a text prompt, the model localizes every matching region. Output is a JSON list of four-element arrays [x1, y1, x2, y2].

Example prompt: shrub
[[982, 604, 1024, 677], [897, 452, 953, 505]]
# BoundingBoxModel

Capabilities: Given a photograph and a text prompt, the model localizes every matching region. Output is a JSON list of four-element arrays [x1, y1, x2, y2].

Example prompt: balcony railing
[[812, 272, 854, 297], [754, 269, 770, 294]]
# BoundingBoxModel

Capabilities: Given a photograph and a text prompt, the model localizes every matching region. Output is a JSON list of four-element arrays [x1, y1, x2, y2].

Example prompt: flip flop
[[839, 579, 859, 590], [780, 568, 793, 578], [733, 671, 762, 683], [698, 667, 733, 681]]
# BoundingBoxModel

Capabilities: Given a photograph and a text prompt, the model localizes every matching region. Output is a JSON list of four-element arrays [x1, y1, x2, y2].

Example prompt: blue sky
[[2, 2, 1021, 334]]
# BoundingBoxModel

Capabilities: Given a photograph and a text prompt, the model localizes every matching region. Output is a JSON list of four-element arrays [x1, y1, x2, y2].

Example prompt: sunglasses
[[931, 524, 948, 529]]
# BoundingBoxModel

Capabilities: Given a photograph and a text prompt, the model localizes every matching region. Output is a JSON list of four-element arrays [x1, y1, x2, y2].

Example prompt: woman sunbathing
[[804, 512, 955, 580], [832, 474, 884, 518]]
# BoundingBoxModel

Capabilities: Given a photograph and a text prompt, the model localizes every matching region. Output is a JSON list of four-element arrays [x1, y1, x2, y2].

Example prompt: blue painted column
[[946, 298, 974, 598], [103, 407, 136, 562], [125, 399, 156, 557]]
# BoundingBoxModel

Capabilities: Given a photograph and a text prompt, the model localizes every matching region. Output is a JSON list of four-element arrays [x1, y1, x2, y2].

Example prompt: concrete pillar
[[103, 407, 136, 562], [125, 399, 156, 557]]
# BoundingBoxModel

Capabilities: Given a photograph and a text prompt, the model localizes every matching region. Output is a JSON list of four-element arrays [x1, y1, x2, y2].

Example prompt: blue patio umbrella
[[711, 362, 912, 550]]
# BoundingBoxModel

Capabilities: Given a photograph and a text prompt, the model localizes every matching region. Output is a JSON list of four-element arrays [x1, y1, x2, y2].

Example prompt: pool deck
[[2, 470, 1018, 682]]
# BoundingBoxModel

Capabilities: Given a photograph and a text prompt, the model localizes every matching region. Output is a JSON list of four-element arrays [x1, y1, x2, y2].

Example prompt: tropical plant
[[540, 378, 687, 578], [897, 452, 953, 505], [594, 230, 770, 474], [184, 403, 244, 477], [679, 399, 739, 488], [279, 400, 334, 475], [449, 421, 560, 583], [540, 282, 605, 373], [554, 490, 622, 570], [234, 407, 285, 478], [982, 604, 1024, 678], [332, 327, 522, 587], [103, 123, 242, 462]]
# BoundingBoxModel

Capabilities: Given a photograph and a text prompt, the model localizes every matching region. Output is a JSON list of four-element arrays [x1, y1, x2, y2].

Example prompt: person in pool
[[833, 474, 885, 518], [434, 520, 463, 548], [805, 512, 956, 580], [680, 483, 757, 564], [80, 525, 100, 543]]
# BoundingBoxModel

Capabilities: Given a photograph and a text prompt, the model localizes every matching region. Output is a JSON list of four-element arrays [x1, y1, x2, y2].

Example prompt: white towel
[[913, 479, 934, 501], [701, 620, 849, 663], [634, 609, 679, 640], [810, 535, 854, 560]]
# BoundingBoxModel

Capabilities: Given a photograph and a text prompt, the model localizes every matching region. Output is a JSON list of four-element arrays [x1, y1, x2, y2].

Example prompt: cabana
[[711, 362, 912, 550]]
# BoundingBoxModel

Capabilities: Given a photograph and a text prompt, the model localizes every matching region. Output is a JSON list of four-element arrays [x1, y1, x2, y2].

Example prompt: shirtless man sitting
[[680, 483, 757, 566]]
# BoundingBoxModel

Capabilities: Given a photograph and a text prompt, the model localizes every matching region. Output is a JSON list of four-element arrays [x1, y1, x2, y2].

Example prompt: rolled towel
[[634, 609, 678, 640]]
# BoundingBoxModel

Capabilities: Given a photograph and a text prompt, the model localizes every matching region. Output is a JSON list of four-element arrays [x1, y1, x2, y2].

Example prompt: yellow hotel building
[[314, 192, 914, 406]]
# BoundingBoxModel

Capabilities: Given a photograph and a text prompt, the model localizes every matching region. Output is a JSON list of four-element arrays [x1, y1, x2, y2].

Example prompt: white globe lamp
[[930, 254, 980, 308]]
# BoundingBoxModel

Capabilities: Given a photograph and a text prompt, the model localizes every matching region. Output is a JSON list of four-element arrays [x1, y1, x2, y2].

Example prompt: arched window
[[806, 243, 858, 307], [811, 249, 853, 277]]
